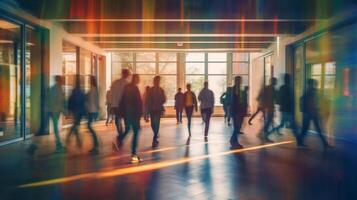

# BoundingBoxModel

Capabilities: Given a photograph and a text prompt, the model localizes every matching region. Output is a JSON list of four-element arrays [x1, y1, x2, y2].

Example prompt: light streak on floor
[[18, 141, 294, 188]]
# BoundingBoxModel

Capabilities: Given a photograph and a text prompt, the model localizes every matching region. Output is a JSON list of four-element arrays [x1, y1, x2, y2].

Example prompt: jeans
[[150, 111, 162, 140], [231, 114, 244, 143], [263, 111, 274, 138], [66, 113, 84, 147], [121, 116, 140, 155], [299, 113, 328, 146], [48, 112, 63, 149], [176, 108, 183, 123], [201, 108, 213, 135], [87, 113, 99, 149], [114, 111, 124, 137], [185, 106, 194, 133]]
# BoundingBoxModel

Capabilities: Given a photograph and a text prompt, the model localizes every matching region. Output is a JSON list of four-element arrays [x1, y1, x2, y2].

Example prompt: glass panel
[[208, 75, 227, 105], [136, 52, 155, 61], [159, 63, 176, 74], [137, 74, 154, 94], [233, 62, 249, 74], [26, 26, 43, 134], [325, 62, 336, 75], [80, 49, 92, 92], [185, 62, 204, 74], [0, 19, 22, 141], [136, 62, 156, 74], [186, 53, 204, 62], [161, 75, 177, 106], [324, 76, 335, 89], [208, 63, 226, 74], [62, 42, 77, 99], [112, 52, 133, 62], [233, 53, 249, 61], [294, 45, 303, 125], [208, 53, 227, 62], [185, 75, 205, 94], [158, 52, 177, 61], [311, 64, 322, 75]]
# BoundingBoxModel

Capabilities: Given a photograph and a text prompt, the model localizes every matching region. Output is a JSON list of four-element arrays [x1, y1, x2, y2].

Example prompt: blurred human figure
[[27, 75, 66, 155], [142, 86, 151, 123], [184, 84, 198, 137], [198, 81, 215, 137], [105, 88, 114, 126], [111, 69, 130, 144], [230, 76, 248, 148], [270, 74, 299, 142], [147, 76, 166, 148], [220, 87, 233, 126], [248, 84, 265, 125], [258, 77, 278, 143], [174, 88, 184, 124], [299, 79, 331, 148], [86, 76, 100, 154], [118, 74, 143, 163], [66, 75, 86, 149]]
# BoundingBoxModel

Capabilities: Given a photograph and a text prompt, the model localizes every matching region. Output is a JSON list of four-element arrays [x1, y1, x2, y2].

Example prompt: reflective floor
[[0, 118, 356, 200]]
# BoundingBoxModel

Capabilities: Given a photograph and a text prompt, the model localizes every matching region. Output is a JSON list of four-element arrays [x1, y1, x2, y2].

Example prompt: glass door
[[0, 18, 22, 142]]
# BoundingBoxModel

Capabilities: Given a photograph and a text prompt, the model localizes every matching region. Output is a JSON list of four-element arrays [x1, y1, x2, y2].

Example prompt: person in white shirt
[[110, 69, 131, 147], [86, 76, 100, 154], [198, 81, 215, 137]]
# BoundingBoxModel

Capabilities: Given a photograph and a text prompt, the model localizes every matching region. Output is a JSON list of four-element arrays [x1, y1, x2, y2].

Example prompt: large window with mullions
[[111, 52, 178, 105]]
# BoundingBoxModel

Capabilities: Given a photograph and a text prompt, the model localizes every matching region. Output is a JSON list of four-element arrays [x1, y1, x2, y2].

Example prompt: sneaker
[[131, 155, 142, 164], [55, 147, 66, 154], [152, 140, 159, 148]]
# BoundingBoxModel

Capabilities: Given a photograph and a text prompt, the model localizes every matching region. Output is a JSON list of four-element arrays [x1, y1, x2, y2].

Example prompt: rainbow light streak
[[18, 141, 294, 188]]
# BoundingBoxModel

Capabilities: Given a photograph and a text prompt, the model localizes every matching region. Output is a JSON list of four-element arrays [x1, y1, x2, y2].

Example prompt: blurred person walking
[[142, 86, 151, 123], [174, 88, 184, 124], [118, 74, 143, 163], [270, 74, 299, 142], [299, 79, 331, 148], [230, 76, 248, 149], [27, 75, 66, 155], [86, 76, 100, 154], [105, 88, 114, 126], [184, 84, 198, 137], [220, 87, 233, 126], [198, 81, 215, 137], [111, 69, 130, 147], [147, 76, 166, 148], [66, 75, 86, 149]]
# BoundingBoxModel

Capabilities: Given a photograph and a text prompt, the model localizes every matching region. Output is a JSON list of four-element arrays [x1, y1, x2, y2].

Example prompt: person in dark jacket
[[299, 79, 331, 148], [261, 77, 278, 143], [230, 76, 248, 148], [220, 87, 233, 126], [147, 76, 166, 148], [118, 74, 143, 163], [270, 74, 299, 142], [174, 88, 184, 124], [66, 75, 86, 149], [184, 84, 198, 137]]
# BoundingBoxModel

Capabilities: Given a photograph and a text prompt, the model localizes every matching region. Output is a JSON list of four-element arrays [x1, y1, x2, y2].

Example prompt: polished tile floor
[[0, 117, 356, 200]]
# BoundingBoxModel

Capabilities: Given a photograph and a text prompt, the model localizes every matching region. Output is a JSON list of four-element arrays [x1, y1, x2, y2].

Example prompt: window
[[232, 53, 250, 87], [207, 53, 227, 104], [111, 52, 177, 105], [185, 53, 205, 95]]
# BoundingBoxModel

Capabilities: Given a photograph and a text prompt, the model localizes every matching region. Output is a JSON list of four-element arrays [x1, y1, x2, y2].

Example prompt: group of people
[[28, 68, 331, 162], [28, 75, 100, 155]]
